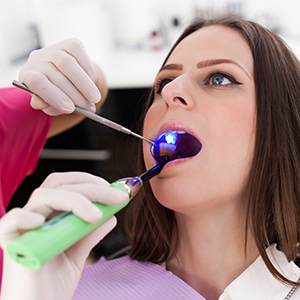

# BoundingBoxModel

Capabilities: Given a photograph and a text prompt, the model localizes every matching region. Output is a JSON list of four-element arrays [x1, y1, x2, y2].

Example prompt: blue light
[[130, 177, 140, 186], [165, 132, 177, 145]]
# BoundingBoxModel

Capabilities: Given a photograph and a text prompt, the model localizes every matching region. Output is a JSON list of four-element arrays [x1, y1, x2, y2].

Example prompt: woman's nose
[[161, 76, 194, 109]]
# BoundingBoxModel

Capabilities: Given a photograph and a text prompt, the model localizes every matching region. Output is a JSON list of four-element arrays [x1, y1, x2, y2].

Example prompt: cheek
[[142, 105, 162, 169], [233, 104, 255, 144], [143, 111, 153, 137], [143, 102, 164, 137], [211, 93, 256, 149], [203, 95, 256, 186]]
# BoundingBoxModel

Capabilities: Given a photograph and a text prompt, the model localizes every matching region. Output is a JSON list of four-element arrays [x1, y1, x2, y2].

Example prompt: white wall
[[1, 0, 300, 87], [0, 0, 39, 64], [1, 0, 300, 63]]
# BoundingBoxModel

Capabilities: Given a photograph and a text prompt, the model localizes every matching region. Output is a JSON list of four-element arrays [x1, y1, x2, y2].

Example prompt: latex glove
[[0, 172, 128, 300], [18, 39, 101, 116]]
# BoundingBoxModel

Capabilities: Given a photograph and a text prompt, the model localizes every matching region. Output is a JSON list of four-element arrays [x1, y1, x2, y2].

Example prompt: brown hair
[[128, 15, 300, 286]]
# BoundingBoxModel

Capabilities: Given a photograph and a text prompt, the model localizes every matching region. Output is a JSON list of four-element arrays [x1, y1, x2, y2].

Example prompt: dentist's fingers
[[38, 62, 98, 110], [25, 188, 101, 223], [40, 172, 108, 188], [21, 40, 100, 102], [25, 184, 127, 221], [18, 38, 101, 116], [24, 172, 128, 222], [0, 208, 45, 248], [48, 38, 97, 82], [56, 183, 128, 205], [23, 68, 97, 114], [22, 70, 75, 114], [45, 48, 100, 103], [30, 95, 50, 110]]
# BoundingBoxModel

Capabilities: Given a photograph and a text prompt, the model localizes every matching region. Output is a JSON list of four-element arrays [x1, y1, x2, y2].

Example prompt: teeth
[[170, 130, 185, 134]]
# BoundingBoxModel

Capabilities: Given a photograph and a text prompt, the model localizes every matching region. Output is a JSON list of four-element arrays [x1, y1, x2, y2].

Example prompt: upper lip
[[156, 121, 198, 140]]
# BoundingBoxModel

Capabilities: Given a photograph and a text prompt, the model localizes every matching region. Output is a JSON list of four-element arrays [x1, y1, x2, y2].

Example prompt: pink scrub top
[[0, 87, 52, 287]]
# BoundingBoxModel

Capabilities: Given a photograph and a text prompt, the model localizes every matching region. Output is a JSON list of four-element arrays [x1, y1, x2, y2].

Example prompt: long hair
[[128, 15, 300, 286]]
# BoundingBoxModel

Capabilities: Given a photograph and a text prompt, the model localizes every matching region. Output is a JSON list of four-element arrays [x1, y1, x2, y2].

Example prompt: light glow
[[165, 132, 176, 144]]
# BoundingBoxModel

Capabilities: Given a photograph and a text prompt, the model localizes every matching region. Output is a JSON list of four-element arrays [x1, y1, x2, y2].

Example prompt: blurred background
[[1, 0, 300, 88], [2, 0, 300, 261]]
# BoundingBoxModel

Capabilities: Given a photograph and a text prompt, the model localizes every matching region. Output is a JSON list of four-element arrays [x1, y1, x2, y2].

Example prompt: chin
[[149, 176, 199, 211]]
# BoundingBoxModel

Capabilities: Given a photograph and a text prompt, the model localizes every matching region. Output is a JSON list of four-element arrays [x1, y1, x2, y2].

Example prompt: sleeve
[[0, 87, 52, 211]]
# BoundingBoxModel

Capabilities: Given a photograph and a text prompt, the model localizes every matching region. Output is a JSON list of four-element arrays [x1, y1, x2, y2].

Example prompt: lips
[[150, 129, 202, 163], [157, 122, 193, 136]]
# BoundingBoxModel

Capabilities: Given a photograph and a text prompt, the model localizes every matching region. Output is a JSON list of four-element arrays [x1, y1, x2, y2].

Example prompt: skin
[[143, 25, 259, 299]]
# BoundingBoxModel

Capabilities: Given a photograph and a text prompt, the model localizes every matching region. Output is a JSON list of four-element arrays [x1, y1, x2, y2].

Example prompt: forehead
[[167, 25, 253, 74]]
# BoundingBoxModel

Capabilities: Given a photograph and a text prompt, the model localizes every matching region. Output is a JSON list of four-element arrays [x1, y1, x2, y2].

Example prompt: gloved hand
[[18, 39, 101, 116], [0, 172, 128, 300]]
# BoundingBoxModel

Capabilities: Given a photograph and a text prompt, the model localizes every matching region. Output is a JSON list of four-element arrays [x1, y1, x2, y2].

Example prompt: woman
[[0, 15, 300, 300]]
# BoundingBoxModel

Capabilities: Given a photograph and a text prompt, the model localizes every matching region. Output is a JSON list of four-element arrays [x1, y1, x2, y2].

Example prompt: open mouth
[[151, 130, 202, 163]]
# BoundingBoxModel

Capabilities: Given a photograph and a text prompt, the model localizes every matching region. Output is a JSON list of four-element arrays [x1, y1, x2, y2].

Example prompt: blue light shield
[[151, 130, 202, 163]]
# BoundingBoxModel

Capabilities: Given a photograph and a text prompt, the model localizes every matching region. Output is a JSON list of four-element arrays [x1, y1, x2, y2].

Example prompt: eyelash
[[155, 77, 173, 94], [154, 71, 243, 95]]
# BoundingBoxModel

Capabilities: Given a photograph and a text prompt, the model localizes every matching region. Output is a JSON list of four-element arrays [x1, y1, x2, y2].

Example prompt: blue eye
[[206, 72, 243, 86], [211, 74, 229, 85], [155, 78, 173, 94]]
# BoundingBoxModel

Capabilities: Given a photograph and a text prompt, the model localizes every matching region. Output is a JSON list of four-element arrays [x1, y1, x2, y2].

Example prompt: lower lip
[[159, 155, 195, 172]]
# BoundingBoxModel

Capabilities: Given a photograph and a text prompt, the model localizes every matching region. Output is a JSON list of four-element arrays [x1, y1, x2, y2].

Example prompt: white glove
[[18, 39, 101, 116], [0, 172, 128, 300]]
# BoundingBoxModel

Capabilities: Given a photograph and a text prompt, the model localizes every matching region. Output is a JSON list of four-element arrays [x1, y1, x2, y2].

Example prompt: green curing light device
[[6, 140, 173, 269], [6, 182, 129, 269]]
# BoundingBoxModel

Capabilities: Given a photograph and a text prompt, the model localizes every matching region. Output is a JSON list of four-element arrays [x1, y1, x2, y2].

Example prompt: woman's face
[[143, 25, 256, 213]]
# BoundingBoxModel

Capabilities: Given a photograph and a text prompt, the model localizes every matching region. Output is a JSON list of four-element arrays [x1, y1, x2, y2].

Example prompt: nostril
[[177, 97, 187, 105]]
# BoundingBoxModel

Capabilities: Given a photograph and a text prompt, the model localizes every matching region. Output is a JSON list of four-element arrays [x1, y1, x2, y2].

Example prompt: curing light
[[151, 130, 202, 163]]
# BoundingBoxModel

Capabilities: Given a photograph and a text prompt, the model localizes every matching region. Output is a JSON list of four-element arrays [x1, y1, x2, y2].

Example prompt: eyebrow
[[159, 63, 183, 72], [197, 59, 251, 78], [159, 59, 251, 79]]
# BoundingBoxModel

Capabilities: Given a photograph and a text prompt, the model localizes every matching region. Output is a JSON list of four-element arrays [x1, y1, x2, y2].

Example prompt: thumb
[[0, 208, 45, 249]]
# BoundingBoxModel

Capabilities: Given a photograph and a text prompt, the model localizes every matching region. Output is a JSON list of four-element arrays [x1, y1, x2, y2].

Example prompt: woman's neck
[[166, 200, 259, 300]]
